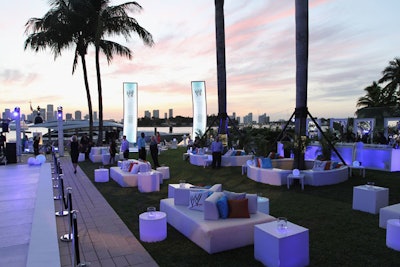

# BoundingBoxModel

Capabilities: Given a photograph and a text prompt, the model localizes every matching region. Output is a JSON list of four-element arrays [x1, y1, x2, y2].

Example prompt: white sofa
[[89, 146, 109, 163], [109, 160, 152, 187], [189, 150, 253, 167], [302, 166, 349, 186], [160, 185, 275, 254], [247, 158, 349, 186]]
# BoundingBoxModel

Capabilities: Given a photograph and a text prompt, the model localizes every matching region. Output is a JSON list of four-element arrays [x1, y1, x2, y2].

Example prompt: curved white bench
[[247, 159, 349, 186]]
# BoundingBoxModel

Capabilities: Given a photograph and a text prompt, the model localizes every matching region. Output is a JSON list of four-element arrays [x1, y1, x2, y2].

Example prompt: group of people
[[69, 132, 163, 173]]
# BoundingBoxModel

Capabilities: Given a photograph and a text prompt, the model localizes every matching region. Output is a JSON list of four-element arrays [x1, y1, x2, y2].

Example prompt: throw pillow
[[128, 162, 134, 172], [130, 163, 139, 174], [228, 199, 250, 218], [313, 160, 327, 171], [261, 157, 273, 169], [188, 190, 209, 211], [223, 190, 246, 200], [324, 161, 332, 170], [246, 193, 258, 214], [216, 195, 229, 219]]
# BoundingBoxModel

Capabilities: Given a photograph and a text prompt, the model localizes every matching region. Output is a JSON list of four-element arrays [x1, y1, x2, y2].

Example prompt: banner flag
[[123, 82, 138, 144], [191, 81, 207, 139]]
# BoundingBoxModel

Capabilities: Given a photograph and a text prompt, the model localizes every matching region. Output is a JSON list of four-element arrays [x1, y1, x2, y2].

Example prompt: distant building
[[258, 113, 270, 124], [47, 104, 54, 121], [66, 113, 73, 121], [164, 112, 167, 119], [153, 110, 159, 119], [75, 110, 82, 120], [144, 110, 151, 118], [169, 108, 173, 118], [2, 109, 11, 120], [94, 111, 98, 121], [243, 112, 253, 124]]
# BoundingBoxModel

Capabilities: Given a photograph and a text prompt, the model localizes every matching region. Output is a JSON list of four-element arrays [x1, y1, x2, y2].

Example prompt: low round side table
[[139, 211, 167, 242]]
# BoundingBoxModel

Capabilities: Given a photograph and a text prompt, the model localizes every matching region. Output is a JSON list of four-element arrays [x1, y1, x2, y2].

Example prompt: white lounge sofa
[[189, 150, 253, 167], [109, 160, 152, 187], [247, 158, 349, 186], [89, 146, 109, 163], [160, 185, 275, 254]]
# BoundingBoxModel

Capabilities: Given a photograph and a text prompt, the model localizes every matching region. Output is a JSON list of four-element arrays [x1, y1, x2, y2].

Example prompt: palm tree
[[214, 0, 228, 135], [24, 0, 95, 140], [378, 57, 400, 105], [294, 0, 309, 169], [356, 82, 384, 109], [87, 0, 154, 145]]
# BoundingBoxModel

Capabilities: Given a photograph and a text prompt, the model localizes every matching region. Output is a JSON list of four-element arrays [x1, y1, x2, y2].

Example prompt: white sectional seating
[[160, 185, 275, 254], [247, 158, 349, 186], [189, 149, 252, 167], [109, 160, 152, 187]]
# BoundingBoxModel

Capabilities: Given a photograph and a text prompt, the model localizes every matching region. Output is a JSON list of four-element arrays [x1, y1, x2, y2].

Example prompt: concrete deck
[[0, 154, 158, 267]]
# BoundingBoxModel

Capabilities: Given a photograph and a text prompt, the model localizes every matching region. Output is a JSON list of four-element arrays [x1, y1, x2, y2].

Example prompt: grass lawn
[[79, 147, 400, 267]]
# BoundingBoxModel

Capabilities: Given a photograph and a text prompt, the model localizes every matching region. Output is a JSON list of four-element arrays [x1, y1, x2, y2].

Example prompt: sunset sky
[[1, 0, 399, 122]]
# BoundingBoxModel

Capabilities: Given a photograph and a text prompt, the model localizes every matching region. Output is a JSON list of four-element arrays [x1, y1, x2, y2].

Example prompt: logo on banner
[[194, 88, 202, 97], [126, 90, 135, 98]]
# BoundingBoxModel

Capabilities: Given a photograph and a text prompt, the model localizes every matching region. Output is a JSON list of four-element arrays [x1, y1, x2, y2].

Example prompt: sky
[[1, 0, 399, 122]]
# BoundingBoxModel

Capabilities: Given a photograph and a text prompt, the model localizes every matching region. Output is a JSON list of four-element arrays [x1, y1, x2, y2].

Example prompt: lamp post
[[14, 107, 21, 162], [57, 106, 64, 157]]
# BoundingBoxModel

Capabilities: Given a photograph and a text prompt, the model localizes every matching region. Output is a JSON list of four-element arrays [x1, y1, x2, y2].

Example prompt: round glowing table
[[139, 211, 167, 242]]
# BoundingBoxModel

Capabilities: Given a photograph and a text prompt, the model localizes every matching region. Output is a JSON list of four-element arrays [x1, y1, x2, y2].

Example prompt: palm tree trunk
[[294, 0, 309, 170], [215, 0, 228, 135], [95, 46, 104, 146], [80, 55, 94, 141]]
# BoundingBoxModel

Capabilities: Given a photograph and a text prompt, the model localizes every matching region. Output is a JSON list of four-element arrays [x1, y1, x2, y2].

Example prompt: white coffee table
[[139, 211, 167, 242], [386, 219, 400, 251], [94, 168, 109, 182], [138, 171, 160, 193], [167, 183, 193, 198], [257, 196, 269, 214], [156, 166, 170, 180], [352, 185, 389, 214], [254, 221, 309, 267], [349, 165, 366, 178], [287, 173, 305, 190]]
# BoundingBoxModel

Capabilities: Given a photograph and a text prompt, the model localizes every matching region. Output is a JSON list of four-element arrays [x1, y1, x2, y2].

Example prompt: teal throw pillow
[[216, 195, 229, 219], [261, 157, 273, 169]]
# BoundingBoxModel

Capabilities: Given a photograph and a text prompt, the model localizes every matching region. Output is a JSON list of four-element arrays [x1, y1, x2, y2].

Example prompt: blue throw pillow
[[261, 157, 273, 169], [217, 195, 229, 219]]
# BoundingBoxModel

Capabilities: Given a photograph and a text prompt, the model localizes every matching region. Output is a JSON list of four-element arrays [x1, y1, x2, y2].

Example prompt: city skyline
[[1, 0, 399, 121]]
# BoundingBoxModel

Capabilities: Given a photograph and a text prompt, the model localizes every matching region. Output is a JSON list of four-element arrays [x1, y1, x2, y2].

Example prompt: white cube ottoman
[[94, 168, 109, 182], [379, 203, 400, 229]]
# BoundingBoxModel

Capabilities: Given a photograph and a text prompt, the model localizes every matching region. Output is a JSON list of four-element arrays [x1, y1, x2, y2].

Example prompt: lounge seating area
[[247, 158, 349, 186], [188, 149, 253, 167], [109, 159, 156, 187], [160, 184, 275, 254]]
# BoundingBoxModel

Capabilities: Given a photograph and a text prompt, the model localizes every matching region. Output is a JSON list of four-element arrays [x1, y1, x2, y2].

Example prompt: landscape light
[[57, 106, 63, 118], [13, 107, 20, 117]]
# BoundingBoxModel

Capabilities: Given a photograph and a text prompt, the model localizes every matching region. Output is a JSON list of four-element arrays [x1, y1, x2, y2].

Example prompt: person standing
[[0, 132, 6, 155], [33, 135, 40, 156], [70, 135, 79, 174], [109, 139, 117, 165], [149, 135, 160, 168], [211, 135, 223, 168], [80, 133, 89, 159], [120, 135, 129, 160], [138, 132, 146, 161], [156, 131, 161, 144]]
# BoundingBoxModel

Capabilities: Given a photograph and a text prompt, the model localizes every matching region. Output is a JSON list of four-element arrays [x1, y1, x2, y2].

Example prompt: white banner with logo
[[123, 82, 138, 144], [191, 81, 207, 139]]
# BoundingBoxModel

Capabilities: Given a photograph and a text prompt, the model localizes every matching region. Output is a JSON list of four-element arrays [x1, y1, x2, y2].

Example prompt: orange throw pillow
[[228, 199, 250, 218]]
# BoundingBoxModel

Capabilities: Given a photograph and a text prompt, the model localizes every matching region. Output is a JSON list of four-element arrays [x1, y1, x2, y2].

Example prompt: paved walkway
[[0, 154, 158, 267]]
